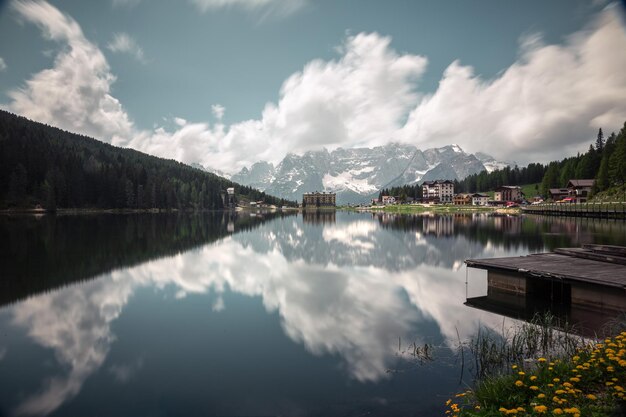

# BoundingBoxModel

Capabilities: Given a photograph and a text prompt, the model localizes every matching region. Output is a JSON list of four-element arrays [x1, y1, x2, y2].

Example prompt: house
[[549, 188, 569, 201], [381, 195, 396, 205], [302, 192, 336, 207], [567, 179, 595, 203], [453, 193, 472, 205], [472, 193, 489, 206], [494, 186, 523, 202], [422, 180, 454, 204], [371, 198, 380, 206]]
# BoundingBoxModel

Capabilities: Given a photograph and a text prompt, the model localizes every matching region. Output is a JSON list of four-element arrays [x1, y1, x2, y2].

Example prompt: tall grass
[[465, 313, 586, 380]]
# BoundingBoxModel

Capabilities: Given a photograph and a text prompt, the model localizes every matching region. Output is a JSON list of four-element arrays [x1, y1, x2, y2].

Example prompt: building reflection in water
[[302, 210, 336, 224]]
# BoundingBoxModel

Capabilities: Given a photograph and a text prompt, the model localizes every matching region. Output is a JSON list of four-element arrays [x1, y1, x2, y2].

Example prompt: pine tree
[[609, 129, 626, 185], [595, 155, 610, 192], [595, 128, 604, 152], [541, 163, 561, 198]]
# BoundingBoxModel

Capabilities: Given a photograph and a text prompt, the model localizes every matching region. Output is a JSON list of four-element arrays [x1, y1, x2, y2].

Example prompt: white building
[[381, 195, 396, 205], [422, 180, 454, 203], [472, 193, 489, 206]]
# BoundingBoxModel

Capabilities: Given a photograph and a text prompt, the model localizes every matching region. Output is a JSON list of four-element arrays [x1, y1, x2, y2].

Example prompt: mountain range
[[199, 144, 510, 204]]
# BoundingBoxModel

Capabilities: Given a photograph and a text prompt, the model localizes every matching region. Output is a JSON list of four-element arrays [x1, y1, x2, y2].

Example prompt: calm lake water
[[1, 211, 625, 417]]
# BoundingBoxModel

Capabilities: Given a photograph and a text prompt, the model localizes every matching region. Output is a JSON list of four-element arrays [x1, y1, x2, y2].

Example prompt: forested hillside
[[0, 110, 296, 210]]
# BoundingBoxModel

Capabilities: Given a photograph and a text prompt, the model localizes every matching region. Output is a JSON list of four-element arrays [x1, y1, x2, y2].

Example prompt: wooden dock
[[466, 244, 626, 289], [465, 245, 626, 312], [521, 202, 626, 219]]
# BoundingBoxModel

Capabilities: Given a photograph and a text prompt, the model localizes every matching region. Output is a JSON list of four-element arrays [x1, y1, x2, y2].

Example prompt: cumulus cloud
[[9, 0, 134, 145], [106, 32, 146, 63], [0, 57, 7, 72], [399, 6, 626, 162], [8, 1, 626, 173]]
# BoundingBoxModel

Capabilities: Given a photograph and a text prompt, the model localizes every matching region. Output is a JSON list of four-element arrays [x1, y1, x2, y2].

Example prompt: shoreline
[[343, 204, 522, 215], [0, 207, 301, 216]]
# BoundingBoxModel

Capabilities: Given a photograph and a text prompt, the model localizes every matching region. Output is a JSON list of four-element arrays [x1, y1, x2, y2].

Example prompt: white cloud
[[9, 0, 134, 145], [8, 1, 626, 174], [399, 7, 626, 162], [173, 117, 187, 127], [106, 32, 146, 63], [112, 0, 141, 8], [108, 358, 144, 383], [189, 0, 306, 17], [0, 57, 7, 72], [211, 104, 225, 120]]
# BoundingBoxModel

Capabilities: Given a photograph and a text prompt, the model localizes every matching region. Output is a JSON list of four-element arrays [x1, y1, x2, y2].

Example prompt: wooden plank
[[465, 252, 626, 288], [553, 248, 626, 265], [583, 244, 626, 257]]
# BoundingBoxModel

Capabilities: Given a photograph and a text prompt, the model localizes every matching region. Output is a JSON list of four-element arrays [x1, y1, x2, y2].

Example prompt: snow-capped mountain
[[226, 144, 508, 204], [190, 163, 232, 179], [475, 152, 516, 173]]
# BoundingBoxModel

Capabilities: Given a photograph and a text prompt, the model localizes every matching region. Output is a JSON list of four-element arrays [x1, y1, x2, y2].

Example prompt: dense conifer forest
[[0, 110, 296, 210]]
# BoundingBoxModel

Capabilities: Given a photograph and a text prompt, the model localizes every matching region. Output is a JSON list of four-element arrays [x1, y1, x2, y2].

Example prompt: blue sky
[[0, 0, 625, 172]]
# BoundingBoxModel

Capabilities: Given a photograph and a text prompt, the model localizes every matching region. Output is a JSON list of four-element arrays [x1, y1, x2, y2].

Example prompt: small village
[[371, 178, 596, 207]]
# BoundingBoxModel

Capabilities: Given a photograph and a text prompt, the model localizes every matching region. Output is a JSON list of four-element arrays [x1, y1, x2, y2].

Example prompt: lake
[[1, 211, 625, 417]]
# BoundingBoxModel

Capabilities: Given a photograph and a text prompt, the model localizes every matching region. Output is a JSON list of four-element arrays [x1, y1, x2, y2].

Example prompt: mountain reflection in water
[[0, 212, 624, 417]]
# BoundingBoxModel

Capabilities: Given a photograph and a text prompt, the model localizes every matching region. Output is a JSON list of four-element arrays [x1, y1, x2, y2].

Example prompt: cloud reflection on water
[[6, 213, 587, 415]]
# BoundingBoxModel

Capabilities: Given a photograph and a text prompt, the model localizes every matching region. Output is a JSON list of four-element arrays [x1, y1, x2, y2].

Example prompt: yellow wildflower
[[553, 409, 563, 415], [515, 380, 524, 387], [586, 394, 597, 400], [530, 385, 539, 390], [534, 405, 548, 413]]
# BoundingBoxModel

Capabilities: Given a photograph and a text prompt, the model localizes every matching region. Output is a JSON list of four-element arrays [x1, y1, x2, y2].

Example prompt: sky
[[0, 0, 625, 173]]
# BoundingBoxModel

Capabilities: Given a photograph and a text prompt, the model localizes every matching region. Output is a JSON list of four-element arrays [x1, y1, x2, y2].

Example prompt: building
[[381, 195, 396, 205], [494, 186, 523, 202], [453, 193, 472, 205], [567, 179, 595, 203], [472, 193, 489, 206], [422, 180, 454, 203], [302, 192, 336, 208], [549, 188, 569, 201], [222, 187, 236, 209]]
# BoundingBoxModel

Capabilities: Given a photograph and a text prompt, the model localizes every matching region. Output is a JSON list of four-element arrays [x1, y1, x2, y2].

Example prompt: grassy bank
[[447, 329, 626, 416], [591, 184, 626, 203]]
